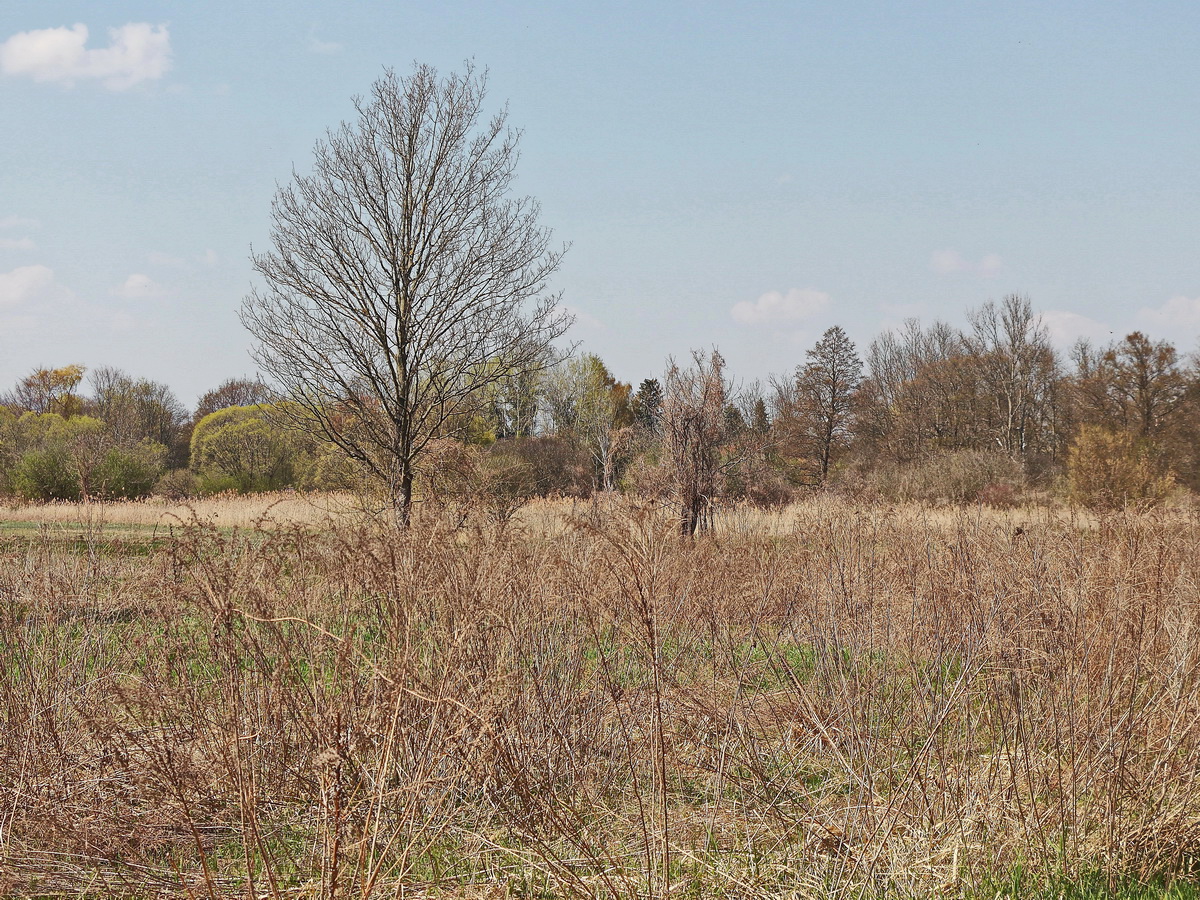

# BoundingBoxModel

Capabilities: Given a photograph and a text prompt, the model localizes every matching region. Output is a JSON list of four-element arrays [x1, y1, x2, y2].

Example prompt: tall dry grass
[[2, 496, 1200, 897]]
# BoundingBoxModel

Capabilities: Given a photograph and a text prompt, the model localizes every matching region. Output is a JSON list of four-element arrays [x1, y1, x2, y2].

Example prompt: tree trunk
[[391, 466, 414, 529]]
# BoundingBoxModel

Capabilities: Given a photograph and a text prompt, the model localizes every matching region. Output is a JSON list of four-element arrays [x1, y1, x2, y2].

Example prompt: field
[[3, 494, 1200, 898]]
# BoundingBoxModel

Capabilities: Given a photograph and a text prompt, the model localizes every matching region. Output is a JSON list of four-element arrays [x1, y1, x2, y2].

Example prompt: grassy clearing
[[2, 495, 1200, 897]]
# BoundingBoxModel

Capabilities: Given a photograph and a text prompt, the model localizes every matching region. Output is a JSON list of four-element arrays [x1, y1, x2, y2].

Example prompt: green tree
[[540, 355, 633, 491], [191, 406, 303, 493]]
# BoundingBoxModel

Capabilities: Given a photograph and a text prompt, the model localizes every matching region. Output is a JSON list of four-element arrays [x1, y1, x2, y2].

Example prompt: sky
[[2, 1, 1200, 407]]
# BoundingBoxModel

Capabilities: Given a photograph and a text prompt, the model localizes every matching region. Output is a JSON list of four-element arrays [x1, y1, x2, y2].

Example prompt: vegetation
[[240, 64, 569, 528], [3, 495, 1200, 897], [6, 61, 1200, 900]]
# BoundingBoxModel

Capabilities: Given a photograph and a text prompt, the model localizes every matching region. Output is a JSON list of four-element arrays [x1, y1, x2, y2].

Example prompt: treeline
[[2, 295, 1198, 512]]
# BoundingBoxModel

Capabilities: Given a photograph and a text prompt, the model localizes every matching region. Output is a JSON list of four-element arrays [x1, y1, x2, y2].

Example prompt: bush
[[1067, 426, 1173, 509], [295, 444, 361, 492], [498, 436, 593, 498], [94, 441, 166, 499], [155, 468, 199, 499], [191, 405, 301, 493], [721, 451, 797, 507], [11, 447, 81, 501], [856, 449, 1027, 505]]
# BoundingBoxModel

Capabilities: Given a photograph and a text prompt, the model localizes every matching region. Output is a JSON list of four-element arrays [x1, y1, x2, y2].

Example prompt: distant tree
[[3, 365, 86, 416], [751, 397, 770, 434], [489, 369, 541, 440], [1075, 332, 1188, 438], [631, 378, 663, 431], [661, 349, 727, 536], [191, 405, 304, 494], [194, 377, 275, 422], [540, 355, 633, 491], [240, 64, 569, 527], [6, 413, 147, 501], [88, 367, 189, 466], [965, 295, 1061, 458], [795, 326, 862, 481]]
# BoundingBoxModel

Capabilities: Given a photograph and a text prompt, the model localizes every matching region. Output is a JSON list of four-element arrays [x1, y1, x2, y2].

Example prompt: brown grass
[[0, 491, 356, 531], [2, 494, 1200, 897]]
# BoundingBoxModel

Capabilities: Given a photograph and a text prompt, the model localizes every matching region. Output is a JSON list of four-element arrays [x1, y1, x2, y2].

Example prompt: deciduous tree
[[240, 64, 568, 527]]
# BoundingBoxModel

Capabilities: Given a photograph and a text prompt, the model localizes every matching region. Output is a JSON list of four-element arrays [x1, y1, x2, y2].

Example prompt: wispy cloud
[[731, 288, 829, 325], [1138, 295, 1200, 333], [308, 27, 342, 55], [930, 249, 1004, 279], [0, 237, 36, 251], [1040, 310, 1113, 347], [112, 272, 166, 299], [0, 264, 72, 309], [0, 23, 171, 90], [0, 215, 38, 229]]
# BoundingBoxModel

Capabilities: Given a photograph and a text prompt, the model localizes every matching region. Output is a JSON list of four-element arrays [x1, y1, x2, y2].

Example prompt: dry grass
[[3, 494, 1200, 897], [0, 491, 357, 532]]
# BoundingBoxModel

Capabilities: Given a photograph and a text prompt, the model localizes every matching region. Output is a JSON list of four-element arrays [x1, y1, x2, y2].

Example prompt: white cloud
[[930, 248, 1005, 278], [978, 253, 1004, 279], [930, 249, 970, 275], [1040, 310, 1113, 347], [0, 237, 35, 251], [0, 264, 72, 309], [201, 248, 218, 266], [0, 215, 38, 229], [0, 23, 171, 90], [1139, 295, 1200, 332], [731, 288, 830, 325], [147, 251, 187, 268], [309, 37, 342, 55], [112, 272, 166, 299]]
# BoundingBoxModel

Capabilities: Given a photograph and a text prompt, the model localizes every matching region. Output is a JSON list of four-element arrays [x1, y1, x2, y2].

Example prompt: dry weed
[[2, 496, 1200, 896]]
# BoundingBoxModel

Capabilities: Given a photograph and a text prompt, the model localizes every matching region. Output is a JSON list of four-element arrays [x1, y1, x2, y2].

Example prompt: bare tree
[[194, 377, 276, 421], [241, 64, 569, 526], [965, 294, 1060, 457], [661, 349, 727, 536]]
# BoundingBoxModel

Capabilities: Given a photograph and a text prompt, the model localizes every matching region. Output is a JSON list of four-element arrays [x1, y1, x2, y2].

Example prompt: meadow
[[2, 493, 1200, 898]]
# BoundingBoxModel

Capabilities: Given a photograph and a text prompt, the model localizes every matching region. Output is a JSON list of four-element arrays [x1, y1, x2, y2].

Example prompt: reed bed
[[2, 496, 1200, 897]]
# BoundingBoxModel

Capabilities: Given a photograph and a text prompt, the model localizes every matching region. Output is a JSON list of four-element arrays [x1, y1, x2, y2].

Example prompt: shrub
[[721, 451, 797, 507], [190, 405, 301, 493], [498, 436, 593, 498], [94, 441, 166, 499], [11, 447, 80, 501], [857, 449, 1026, 505], [1067, 425, 1173, 509], [155, 468, 199, 499]]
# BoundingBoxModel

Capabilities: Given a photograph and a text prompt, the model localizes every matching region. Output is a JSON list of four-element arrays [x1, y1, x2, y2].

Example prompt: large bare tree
[[241, 64, 569, 526]]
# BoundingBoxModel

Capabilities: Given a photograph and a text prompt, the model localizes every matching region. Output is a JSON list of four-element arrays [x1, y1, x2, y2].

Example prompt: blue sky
[[2, 1, 1199, 406]]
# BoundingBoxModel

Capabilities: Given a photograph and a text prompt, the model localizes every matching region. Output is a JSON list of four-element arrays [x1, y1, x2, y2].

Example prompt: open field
[[3, 494, 1200, 897]]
